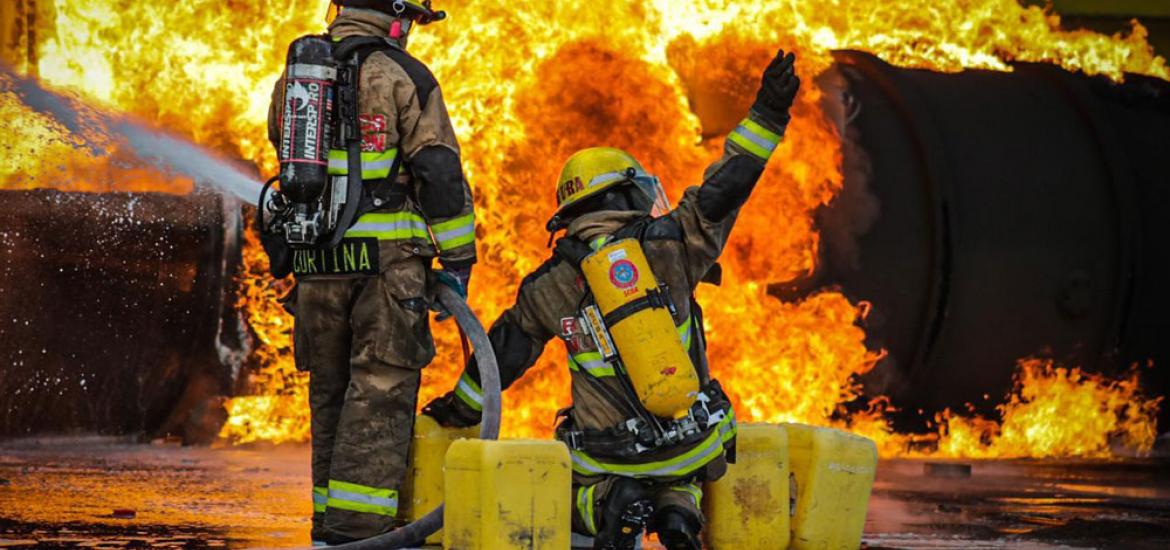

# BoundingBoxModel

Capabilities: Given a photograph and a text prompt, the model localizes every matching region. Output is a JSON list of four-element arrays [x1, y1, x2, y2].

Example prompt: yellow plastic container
[[580, 239, 699, 418], [782, 423, 878, 550], [702, 423, 791, 549], [403, 415, 478, 545], [443, 439, 572, 550]]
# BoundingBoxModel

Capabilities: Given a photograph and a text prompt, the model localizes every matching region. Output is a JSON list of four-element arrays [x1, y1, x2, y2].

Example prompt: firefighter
[[264, 0, 475, 545], [423, 49, 800, 549]]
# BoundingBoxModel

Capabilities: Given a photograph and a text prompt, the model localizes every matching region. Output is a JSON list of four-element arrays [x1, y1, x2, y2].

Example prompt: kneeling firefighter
[[423, 50, 800, 549], [259, 0, 477, 545]]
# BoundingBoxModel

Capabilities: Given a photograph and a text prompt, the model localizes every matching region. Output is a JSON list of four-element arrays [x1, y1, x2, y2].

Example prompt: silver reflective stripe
[[328, 157, 348, 172], [328, 487, 398, 509], [434, 223, 475, 244], [732, 125, 779, 155], [363, 157, 396, 172], [289, 63, 337, 80], [347, 220, 428, 234], [570, 434, 724, 478]]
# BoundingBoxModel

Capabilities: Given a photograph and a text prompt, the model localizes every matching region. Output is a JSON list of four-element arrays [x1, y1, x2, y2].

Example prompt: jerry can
[[579, 238, 699, 418], [782, 423, 877, 550], [443, 439, 571, 549], [702, 423, 791, 549], [403, 414, 478, 545]]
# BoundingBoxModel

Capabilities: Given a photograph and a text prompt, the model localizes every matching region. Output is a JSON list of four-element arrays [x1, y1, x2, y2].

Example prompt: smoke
[[2, 64, 262, 204]]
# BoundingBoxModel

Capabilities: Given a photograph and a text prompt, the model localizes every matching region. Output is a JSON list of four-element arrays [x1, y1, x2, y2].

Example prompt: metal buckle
[[392, 0, 406, 15], [564, 430, 582, 450]]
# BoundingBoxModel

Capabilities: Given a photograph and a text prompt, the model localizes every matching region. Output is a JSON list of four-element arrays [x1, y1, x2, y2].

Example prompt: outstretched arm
[[673, 49, 801, 287]]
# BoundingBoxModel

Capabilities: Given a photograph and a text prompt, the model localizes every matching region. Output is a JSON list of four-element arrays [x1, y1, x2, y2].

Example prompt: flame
[[3, 0, 1165, 457], [929, 359, 1163, 459]]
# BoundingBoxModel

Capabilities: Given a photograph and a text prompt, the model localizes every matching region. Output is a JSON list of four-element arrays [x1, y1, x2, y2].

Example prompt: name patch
[[293, 238, 379, 277]]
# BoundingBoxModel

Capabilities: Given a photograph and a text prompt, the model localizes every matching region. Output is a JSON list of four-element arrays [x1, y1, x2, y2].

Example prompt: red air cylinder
[[279, 35, 336, 203]]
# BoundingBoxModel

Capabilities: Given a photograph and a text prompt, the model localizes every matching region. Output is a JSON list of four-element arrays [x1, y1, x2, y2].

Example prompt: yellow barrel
[[443, 439, 572, 549], [782, 423, 878, 550], [702, 424, 791, 549], [580, 239, 699, 418], [403, 415, 478, 545]]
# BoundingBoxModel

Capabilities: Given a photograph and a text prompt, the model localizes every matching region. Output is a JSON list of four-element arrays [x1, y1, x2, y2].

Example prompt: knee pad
[[594, 478, 652, 550], [652, 506, 702, 550]]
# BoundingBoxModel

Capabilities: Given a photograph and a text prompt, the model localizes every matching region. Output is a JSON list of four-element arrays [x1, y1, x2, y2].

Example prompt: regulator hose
[[322, 285, 501, 549]]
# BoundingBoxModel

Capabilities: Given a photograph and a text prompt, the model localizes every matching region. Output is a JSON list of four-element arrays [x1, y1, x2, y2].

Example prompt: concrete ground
[[1, 438, 1168, 549]]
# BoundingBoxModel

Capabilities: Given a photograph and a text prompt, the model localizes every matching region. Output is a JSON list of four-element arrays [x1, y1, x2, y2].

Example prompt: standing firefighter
[[260, 0, 475, 545], [424, 50, 800, 549]]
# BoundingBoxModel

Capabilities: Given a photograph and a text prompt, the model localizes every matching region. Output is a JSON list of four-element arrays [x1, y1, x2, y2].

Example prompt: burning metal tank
[[0, 188, 247, 443], [807, 51, 1170, 425]]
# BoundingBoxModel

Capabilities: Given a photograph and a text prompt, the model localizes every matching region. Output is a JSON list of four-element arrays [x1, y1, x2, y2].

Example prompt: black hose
[[319, 285, 501, 549]]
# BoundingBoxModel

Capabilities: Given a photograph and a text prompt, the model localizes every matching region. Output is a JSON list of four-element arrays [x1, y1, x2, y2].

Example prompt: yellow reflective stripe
[[670, 483, 702, 508], [344, 211, 430, 241], [327, 148, 399, 178], [576, 484, 598, 535], [454, 372, 483, 412], [327, 480, 398, 517], [313, 486, 328, 514], [570, 413, 735, 478], [729, 118, 782, 159], [569, 351, 614, 378], [430, 213, 476, 252], [589, 236, 609, 251], [677, 316, 693, 351]]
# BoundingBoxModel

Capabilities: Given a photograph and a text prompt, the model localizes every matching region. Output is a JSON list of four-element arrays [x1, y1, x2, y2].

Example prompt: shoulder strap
[[334, 36, 438, 109], [553, 237, 593, 266]]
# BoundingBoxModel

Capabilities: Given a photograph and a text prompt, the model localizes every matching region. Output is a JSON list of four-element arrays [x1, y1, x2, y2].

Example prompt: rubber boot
[[593, 479, 652, 550], [652, 507, 702, 550]]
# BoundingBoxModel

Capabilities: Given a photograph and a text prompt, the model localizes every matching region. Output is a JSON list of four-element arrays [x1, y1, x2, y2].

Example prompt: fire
[[930, 359, 1163, 459], [3, 0, 1165, 457]]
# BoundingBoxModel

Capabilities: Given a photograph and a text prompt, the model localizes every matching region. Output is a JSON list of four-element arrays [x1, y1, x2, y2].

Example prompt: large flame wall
[[3, 0, 1166, 457]]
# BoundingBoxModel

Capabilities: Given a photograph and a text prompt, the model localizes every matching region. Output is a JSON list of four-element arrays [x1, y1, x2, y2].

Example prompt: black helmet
[[333, 0, 446, 24]]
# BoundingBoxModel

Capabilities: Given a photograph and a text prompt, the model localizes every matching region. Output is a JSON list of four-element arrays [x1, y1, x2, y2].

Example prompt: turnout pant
[[294, 258, 435, 543], [571, 475, 704, 539]]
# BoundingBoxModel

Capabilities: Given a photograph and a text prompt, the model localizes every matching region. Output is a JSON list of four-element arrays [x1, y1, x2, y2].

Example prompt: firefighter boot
[[652, 507, 702, 550], [594, 479, 652, 550]]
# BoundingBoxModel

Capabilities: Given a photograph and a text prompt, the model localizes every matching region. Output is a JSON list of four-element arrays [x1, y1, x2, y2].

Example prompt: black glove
[[422, 392, 481, 428], [752, 49, 801, 124]]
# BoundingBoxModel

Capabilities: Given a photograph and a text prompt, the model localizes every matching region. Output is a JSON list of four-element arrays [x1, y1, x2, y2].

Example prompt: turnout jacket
[[444, 110, 789, 481], [267, 9, 476, 272]]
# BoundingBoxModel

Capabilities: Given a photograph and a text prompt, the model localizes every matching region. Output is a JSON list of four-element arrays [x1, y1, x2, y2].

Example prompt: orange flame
[[3, 0, 1164, 457]]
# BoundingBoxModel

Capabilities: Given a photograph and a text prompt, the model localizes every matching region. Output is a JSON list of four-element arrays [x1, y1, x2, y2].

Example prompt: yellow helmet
[[549, 147, 670, 230]]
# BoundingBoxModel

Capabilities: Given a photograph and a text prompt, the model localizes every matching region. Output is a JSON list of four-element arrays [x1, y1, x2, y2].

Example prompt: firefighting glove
[[422, 392, 481, 428], [751, 49, 801, 125], [431, 265, 472, 321]]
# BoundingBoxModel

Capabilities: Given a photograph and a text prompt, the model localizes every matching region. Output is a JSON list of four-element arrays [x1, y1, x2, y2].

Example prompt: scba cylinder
[[580, 239, 699, 418], [279, 35, 337, 203]]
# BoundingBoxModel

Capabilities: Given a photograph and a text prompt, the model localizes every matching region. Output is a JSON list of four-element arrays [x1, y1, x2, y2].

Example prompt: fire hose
[[324, 284, 502, 550]]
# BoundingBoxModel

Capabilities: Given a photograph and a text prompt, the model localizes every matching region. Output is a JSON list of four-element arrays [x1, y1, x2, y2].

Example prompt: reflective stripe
[[454, 372, 483, 412], [576, 484, 598, 535], [568, 351, 615, 378], [311, 541, 329, 547], [729, 118, 782, 159], [327, 479, 398, 517], [430, 213, 476, 252], [570, 412, 736, 478], [313, 486, 328, 514], [327, 148, 399, 179], [589, 236, 609, 251], [677, 316, 693, 351], [670, 483, 703, 508], [344, 211, 430, 241]]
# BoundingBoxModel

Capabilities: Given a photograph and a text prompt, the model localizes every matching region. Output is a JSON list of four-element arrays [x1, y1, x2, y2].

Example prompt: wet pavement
[[1, 438, 1169, 549]]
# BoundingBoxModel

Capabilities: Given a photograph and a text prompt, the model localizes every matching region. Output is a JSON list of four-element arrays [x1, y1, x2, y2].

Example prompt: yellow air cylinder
[[579, 238, 699, 418], [782, 423, 878, 550], [403, 415, 478, 545], [443, 439, 572, 550], [702, 423, 791, 549]]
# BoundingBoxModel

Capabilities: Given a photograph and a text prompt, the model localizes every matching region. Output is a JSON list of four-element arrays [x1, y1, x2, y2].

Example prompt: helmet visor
[[631, 173, 672, 217]]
